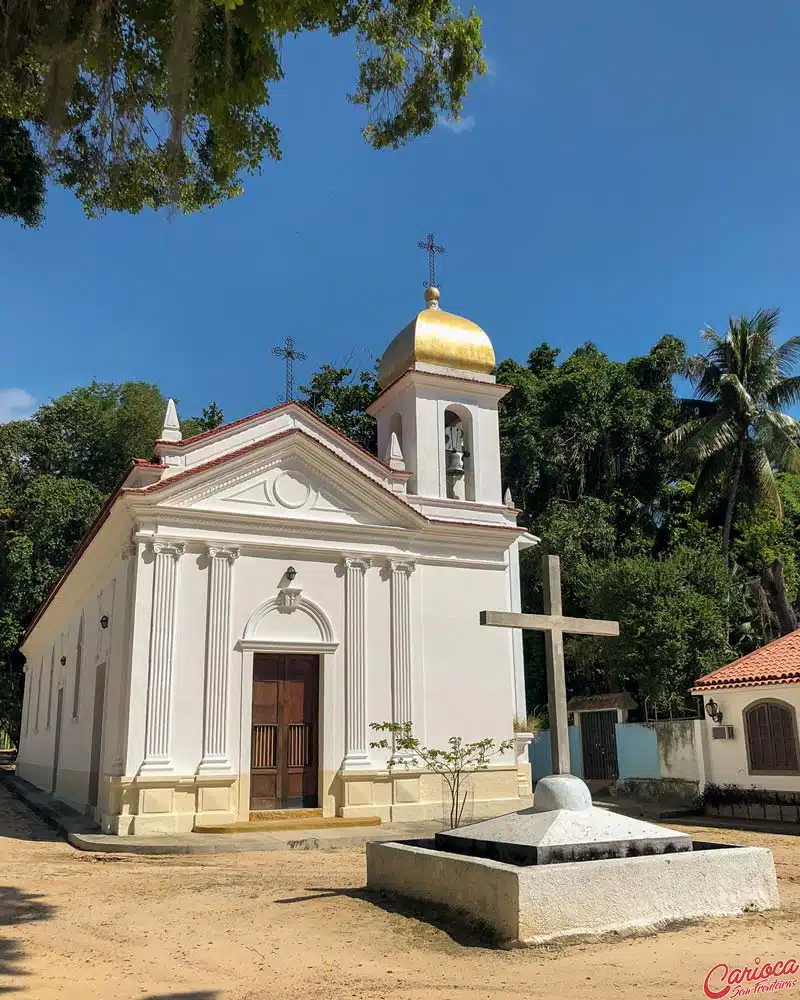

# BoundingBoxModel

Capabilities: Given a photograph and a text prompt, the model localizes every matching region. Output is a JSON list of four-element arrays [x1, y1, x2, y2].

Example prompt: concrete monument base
[[366, 838, 779, 945], [366, 775, 779, 945]]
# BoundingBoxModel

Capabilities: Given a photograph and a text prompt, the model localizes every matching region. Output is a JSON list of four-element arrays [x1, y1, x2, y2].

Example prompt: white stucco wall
[[17, 519, 129, 813], [419, 562, 515, 753], [654, 720, 700, 783], [698, 683, 800, 792]]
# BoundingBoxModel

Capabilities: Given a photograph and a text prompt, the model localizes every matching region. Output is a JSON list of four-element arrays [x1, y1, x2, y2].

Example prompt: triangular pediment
[[143, 431, 422, 529]]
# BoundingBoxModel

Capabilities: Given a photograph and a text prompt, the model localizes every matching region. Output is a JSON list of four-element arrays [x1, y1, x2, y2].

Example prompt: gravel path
[[1, 782, 798, 1000]]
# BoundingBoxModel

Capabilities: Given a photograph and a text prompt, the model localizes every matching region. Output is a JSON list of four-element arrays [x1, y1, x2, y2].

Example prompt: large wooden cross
[[480, 554, 620, 776]]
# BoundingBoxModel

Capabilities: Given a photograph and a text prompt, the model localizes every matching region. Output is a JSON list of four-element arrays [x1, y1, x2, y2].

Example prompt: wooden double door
[[250, 653, 319, 810]]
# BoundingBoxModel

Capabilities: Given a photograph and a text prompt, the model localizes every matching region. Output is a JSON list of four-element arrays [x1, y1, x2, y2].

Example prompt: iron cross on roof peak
[[272, 335, 307, 402], [417, 232, 446, 290]]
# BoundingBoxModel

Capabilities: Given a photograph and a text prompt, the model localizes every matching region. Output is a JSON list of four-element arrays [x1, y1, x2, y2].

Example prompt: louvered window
[[745, 701, 799, 773]]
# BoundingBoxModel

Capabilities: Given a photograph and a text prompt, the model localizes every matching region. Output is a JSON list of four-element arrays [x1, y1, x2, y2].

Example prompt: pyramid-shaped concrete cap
[[161, 398, 182, 443], [435, 775, 692, 865]]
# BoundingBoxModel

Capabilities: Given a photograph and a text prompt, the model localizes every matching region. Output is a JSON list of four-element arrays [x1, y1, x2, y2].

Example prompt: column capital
[[389, 559, 416, 576], [151, 539, 185, 560], [207, 545, 240, 564], [342, 555, 372, 573]]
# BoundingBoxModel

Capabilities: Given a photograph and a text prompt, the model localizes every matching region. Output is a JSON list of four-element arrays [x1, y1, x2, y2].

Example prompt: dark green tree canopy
[[0, 1, 485, 224]]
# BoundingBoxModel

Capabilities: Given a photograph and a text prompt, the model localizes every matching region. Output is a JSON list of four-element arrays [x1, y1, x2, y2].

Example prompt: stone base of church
[[334, 765, 526, 823], [84, 764, 528, 835], [100, 774, 239, 835]]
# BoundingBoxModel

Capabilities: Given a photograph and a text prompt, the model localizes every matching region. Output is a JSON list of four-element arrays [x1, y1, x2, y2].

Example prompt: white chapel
[[16, 286, 537, 835]]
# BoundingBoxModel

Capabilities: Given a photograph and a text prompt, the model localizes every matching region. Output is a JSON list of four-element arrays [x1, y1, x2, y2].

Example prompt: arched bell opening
[[443, 406, 475, 501]]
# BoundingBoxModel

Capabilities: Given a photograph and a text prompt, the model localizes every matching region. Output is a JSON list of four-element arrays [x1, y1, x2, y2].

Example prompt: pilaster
[[389, 560, 415, 755], [140, 540, 184, 774], [111, 542, 139, 775], [198, 545, 239, 773], [341, 556, 372, 770]]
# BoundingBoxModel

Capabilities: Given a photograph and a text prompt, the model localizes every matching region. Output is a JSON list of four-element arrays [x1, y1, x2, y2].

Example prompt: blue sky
[[2, 0, 800, 427]]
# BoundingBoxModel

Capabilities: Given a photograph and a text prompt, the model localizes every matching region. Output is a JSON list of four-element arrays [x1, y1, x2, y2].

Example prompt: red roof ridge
[[692, 628, 800, 690]]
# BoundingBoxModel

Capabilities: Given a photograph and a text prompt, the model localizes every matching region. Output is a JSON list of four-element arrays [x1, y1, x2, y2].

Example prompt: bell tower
[[367, 285, 510, 505]]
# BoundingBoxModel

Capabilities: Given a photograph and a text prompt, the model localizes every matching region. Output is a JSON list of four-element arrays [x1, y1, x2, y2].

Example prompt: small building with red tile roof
[[15, 288, 539, 836], [691, 633, 800, 793]]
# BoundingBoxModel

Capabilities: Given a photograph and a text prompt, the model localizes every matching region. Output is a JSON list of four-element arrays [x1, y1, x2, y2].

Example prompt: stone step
[[249, 808, 323, 822]]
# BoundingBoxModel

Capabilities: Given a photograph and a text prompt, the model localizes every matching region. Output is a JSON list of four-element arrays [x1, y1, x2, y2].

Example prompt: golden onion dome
[[377, 287, 496, 388]]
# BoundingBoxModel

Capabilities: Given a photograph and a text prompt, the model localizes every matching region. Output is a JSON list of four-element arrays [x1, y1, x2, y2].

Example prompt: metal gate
[[580, 710, 619, 780]]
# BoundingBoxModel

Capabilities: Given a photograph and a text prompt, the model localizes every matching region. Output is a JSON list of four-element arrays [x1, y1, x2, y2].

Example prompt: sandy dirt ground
[[1, 784, 799, 1000]]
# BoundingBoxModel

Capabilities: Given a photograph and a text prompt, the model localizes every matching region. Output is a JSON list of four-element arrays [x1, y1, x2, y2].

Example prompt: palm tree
[[667, 309, 800, 553]]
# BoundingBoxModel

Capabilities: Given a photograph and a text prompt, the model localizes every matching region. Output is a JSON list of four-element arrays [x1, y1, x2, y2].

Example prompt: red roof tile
[[692, 630, 800, 690]]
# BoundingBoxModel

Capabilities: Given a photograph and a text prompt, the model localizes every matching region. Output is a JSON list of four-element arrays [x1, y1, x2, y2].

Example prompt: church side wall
[[17, 524, 129, 816]]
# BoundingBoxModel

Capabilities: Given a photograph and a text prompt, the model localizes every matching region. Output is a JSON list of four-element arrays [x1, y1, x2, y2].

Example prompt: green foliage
[[497, 335, 684, 526], [0, 382, 221, 741], [0, 1, 485, 224], [182, 401, 225, 437], [299, 363, 379, 452], [370, 721, 513, 828], [2, 381, 168, 492], [0, 474, 105, 744], [568, 547, 753, 713], [667, 309, 800, 552], [0, 118, 45, 226], [513, 711, 547, 733]]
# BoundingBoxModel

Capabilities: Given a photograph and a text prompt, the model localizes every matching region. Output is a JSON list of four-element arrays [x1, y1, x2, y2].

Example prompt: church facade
[[16, 287, 537, 835]]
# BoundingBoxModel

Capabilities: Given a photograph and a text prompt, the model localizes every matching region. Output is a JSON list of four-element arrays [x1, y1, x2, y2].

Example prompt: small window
[[745, 700, 799, 773]]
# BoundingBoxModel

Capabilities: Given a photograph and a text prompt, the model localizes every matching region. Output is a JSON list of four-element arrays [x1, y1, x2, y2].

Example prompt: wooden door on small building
[[580, 709, 619, 781], [250, 653, 319, 810]]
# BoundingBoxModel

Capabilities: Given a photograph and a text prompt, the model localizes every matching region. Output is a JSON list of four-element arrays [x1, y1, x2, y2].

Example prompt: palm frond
[[770, 336, 800, 380], [665, 418, 704, 452], [756, 410, 800, 474], [694, 447, 732, 502], [747, 441, 782, 517], [673, 411, 740, 466], [718, 373, 754, 418], [765, 374, 800, 410]]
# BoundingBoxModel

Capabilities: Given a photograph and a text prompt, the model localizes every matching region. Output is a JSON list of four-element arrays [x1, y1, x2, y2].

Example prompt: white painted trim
[[238, 639, 339, 655], [242, 594, 336, 645], [134, 522, 513, 568]]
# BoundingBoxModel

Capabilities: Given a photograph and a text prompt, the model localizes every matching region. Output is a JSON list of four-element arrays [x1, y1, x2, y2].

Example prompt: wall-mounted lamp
[[100, 615, 109, 630], [285, 566, 297, 582], [705, 698, 723, 725], [60, 656, 67, 666]]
